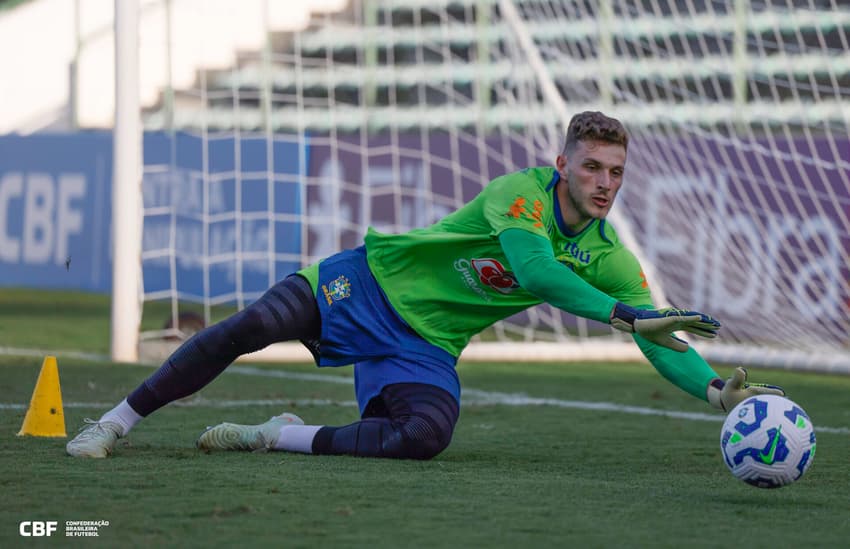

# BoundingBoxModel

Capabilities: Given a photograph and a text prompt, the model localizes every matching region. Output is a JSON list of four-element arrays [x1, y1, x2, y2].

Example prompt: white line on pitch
[[226, 366, 850, 434], [0, 398, 357, 410], [2, 395, 848, 435], [0, 346, 109, 362], [4, 364, 848, 434], [231, 364, 727, 421], [1, 351, 846, 432]]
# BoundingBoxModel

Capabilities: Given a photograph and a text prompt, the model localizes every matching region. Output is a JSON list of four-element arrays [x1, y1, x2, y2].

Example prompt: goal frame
[[112, 0, 850, 374]]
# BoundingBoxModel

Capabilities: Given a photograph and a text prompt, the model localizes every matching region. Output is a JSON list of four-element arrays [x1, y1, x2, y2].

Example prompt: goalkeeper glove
[[610, 302, 720, 352], [706, 367, 786, 412]]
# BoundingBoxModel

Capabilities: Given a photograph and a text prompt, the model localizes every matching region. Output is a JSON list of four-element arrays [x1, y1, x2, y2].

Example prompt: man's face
[[555, 139, 627, 232]]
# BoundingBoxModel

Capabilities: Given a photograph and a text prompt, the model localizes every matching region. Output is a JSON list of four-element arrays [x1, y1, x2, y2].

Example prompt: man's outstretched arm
[[499, 228, 781, 408], [498, 228, 719, 352], [635, 334, 785, 409]]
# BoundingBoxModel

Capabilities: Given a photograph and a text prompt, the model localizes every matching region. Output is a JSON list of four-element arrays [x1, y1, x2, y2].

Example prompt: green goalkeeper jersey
[[364, 166, 652, 357]]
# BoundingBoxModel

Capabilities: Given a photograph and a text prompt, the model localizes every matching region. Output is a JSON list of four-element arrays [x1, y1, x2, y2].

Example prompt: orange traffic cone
[[17, 356, 66, 437]]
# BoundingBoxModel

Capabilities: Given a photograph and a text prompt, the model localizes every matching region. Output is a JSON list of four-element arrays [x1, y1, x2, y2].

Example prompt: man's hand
[[706, 367, 786, 412], [609, 302, 721, 352]]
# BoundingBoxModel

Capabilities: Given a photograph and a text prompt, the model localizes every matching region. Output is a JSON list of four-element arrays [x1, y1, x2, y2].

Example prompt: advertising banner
[[0, 132, 304, 300]]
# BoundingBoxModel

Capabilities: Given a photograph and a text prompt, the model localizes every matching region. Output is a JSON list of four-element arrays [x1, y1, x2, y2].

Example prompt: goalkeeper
[[67, 111, 784, 460]]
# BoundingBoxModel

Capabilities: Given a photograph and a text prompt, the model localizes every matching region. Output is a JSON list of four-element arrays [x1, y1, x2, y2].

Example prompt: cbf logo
[[19, 521, 58, 537], [321, 275, 351, 305], [470, 258, 519, 294]]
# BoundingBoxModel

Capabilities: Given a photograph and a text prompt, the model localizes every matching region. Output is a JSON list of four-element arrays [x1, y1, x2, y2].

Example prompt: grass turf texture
[[2, 289, 850, 547]]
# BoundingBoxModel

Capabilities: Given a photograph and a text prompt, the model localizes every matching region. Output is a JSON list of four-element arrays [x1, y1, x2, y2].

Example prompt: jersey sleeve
[[634, 335, 720, 401], [482, 171, 552, 239], [499, 228, 617, 324], [593, 246, 654, 308]]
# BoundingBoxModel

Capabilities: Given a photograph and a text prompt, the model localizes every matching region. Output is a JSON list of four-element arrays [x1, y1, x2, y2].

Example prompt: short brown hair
[[562, 111, 629, 154]]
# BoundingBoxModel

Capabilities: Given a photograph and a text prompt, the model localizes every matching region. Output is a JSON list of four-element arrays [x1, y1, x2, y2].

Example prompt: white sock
[[273, 424, 323, 453], [99, 399, 143, 437]]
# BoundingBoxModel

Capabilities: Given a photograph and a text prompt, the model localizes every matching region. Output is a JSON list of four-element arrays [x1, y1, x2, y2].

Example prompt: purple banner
[[618, 132, 849, 344], [305, 131, 548, 258], [305, 130, 850, 345]]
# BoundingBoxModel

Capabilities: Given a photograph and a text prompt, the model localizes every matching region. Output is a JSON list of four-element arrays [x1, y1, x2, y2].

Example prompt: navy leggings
[[312, 382, 460, 460], [128, 275, 321, 415], [126, 275, 459, 459]]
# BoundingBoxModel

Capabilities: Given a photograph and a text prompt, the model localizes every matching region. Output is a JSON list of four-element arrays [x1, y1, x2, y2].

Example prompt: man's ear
[[555, 154, 567, 171]]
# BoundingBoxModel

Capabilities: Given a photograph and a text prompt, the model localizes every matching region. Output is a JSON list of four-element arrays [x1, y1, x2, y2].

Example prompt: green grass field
[[2, 288, 850, 547]]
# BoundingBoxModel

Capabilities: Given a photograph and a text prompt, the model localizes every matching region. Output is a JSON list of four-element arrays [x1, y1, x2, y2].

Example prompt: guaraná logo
[[470, 258, 520, 294]]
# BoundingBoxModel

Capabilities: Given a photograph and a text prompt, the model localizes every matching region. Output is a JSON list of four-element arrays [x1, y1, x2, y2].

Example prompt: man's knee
[[388, 414, 454, 460], [314, 414, 454, 460], [398, 434, 452, 461]]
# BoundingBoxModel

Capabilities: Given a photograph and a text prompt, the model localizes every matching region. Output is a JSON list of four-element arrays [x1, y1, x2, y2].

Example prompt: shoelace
[[71, 419, 118, 442], [253, 415, 293, 452]]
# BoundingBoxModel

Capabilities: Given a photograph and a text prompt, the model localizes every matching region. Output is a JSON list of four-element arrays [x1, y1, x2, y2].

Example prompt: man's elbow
[[515, 272, 550, 300]]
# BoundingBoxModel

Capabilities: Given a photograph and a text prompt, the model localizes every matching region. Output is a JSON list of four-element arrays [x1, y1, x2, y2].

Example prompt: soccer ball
[[720, 394, 816, 488]]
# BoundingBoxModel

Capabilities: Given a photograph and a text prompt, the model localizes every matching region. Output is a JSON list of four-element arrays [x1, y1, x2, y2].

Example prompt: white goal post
[[111, 0, 850, 373], [111, 0, 142, 363]]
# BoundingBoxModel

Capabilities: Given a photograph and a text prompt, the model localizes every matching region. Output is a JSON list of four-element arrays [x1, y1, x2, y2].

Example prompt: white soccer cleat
[[196, 413, 304, 451], [66, 419, 123, 458]]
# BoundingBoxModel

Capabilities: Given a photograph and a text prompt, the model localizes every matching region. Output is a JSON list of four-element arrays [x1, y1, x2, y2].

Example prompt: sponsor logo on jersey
[[454, 259, 492, 302], [321, 275, 351, 305], [453, 257, 519, 299], [471, 258, 520, 294], [561, 242, 591, 265], [506, 197, 544, 228]]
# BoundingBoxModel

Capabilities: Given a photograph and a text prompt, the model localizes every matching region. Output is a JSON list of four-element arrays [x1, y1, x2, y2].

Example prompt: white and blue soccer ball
[[720, 394, 816, 489]]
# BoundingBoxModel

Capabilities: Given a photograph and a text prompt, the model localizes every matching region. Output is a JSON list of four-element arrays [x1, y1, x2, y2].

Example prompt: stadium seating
[[140, 0, 850, 131]]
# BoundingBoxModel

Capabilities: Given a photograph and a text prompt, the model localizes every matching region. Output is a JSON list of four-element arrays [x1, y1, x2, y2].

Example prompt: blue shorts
[[314, 246, 460, 414]]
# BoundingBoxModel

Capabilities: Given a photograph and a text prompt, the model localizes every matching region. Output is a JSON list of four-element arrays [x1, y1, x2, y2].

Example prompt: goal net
[[125, 0, 850, 371]]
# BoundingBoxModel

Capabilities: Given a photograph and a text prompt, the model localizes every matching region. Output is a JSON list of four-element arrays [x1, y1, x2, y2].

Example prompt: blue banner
[[0, 132, 304, 299], [0, 133, 113, 290]]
